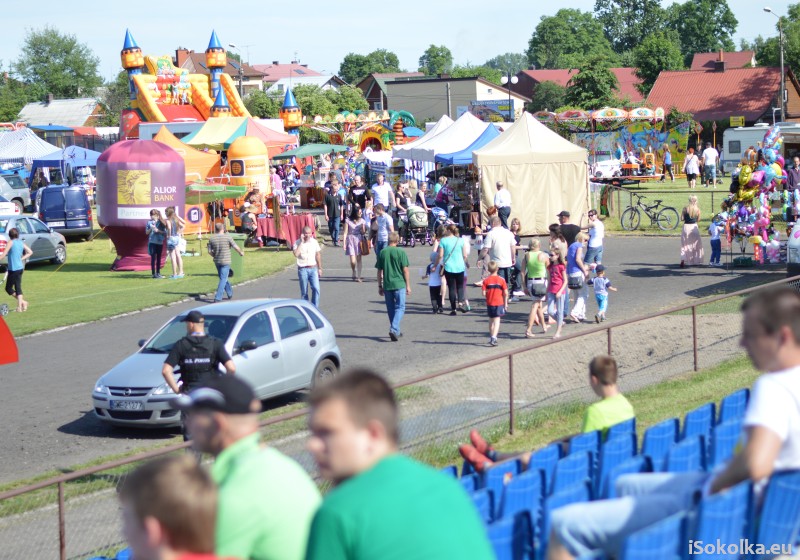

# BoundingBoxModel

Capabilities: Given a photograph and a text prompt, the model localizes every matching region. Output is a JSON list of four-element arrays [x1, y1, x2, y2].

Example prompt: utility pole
[[446, 83, 451, 119]]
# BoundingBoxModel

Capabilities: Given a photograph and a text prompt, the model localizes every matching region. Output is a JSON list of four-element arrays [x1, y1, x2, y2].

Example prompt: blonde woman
[[522, 238, 549, 337], [165, 206, 185, 278], [680, 195, 704, 267]]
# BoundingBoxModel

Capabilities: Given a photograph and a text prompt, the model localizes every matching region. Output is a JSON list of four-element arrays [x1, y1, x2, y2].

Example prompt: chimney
[[291, 60, 298, 64], [302, 64, 308, 68], [175, 48, 191, 68], [46, 93, 54, 105], [715, 50, 725, 72], [272, 60, 279, 65]]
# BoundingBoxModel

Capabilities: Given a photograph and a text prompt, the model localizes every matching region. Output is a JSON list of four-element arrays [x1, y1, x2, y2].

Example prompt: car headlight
[[152, 383, 176, 396], [93, 382, 108, 394]]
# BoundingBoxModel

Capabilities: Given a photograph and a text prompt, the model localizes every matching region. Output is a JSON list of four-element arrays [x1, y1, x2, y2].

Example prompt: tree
[[564, 57, 620, 109], [632, 30, 684, 95], [0, 69, 30, 122], [665, 0, 737, 65], [97, 71, 131, 127], [527, 81, 567, 113], [418, 45, 453, 75], [245, 90, 281, 119], [485, 52, 528, 74], [12, 26, 102, 99], [527, 9, 618, 69], [338, 49, 401, 84], [744, 5, 800, 75], [324, 84, 369, 113], [594, 0, 665, 55], [450, 64, 503, 85]]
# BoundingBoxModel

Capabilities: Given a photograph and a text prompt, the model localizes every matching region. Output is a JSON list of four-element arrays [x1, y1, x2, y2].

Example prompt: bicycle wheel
[[657, 207, 680, 231], [620, 207, 641, 231]]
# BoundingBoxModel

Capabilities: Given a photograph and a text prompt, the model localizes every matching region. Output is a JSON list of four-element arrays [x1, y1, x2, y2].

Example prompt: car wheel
[[11, 199, 23, 214], [313, 358, 338, 386], [51, 244, 67, 265]]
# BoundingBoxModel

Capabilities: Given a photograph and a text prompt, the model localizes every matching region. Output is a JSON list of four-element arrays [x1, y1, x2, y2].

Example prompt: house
[[356, 72, 425, 110], [384, 76, 530, 122], [646, 61, 800, 124], [18, 96, 104, 128], [690, 50, 755, 71], [510, 68, 644, 105], [175, 49, 263, 96], [264, 75, 346, 96], [252, 61, 323, 87]]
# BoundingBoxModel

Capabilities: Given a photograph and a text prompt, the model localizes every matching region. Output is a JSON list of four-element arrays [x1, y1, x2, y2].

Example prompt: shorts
[[487, 305, 506, 318], [167, 236, 180, 251], [686, 173, 697, 181]]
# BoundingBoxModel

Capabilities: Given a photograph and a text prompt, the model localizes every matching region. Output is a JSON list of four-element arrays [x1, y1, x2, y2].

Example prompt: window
[[65, 188, 87, 208], [41, 190, 65, 213], [302, 306, 325, 329], [3, 176, 26, 190], [142, 315, 237, 354], [27, 218, 48, 234], [235, 311, 275, 349], [274, 306, 310, 339], [728, 141, 741, 155], [14, 218, 32, 235]]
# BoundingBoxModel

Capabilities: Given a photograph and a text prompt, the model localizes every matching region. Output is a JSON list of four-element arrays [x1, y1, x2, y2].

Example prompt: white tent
[[392, 115, 453, 160], [473, 113, 589, 235], [408, 112, 489, 163], [0, 128, 59, 165]]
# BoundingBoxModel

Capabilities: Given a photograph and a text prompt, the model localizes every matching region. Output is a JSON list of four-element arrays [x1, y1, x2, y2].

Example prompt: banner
[[572, 122, 691, 163]]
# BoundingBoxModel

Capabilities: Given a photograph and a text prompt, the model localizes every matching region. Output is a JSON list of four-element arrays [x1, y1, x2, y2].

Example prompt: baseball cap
[[181, 310, 205, 324], [171, 376, 261, 414], [595, 265, 606, 273], [557, 210, 570, 218]]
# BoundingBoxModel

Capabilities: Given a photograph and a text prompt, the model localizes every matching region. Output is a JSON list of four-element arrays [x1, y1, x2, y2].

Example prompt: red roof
[[251, 63, 323, 82], [690, 51, 755, 71], [646, 67, 780, 122], [520, 67, 643, 102]]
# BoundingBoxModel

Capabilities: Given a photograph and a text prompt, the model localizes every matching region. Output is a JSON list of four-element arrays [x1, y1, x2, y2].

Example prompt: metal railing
[[2, 274, 798, 559]]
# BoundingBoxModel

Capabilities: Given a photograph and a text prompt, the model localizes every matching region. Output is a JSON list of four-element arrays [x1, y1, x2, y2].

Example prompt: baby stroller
[[403, 205, 433, 247], [431, 206, 455, 231]]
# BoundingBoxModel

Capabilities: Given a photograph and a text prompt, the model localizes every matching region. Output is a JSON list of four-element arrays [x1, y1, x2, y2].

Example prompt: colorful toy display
[[280, 89, 303, 136], [305, 110, 417, 152]]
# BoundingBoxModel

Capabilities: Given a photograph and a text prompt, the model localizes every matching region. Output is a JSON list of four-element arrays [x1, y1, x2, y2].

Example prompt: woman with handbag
[[522, 239, 550, 338], [566, 232, 590, 323], [435, 224, 470, 315], [343, 205, 367, 282]]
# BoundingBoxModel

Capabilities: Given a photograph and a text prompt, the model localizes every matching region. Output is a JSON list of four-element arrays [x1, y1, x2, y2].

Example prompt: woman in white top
[[682, 147, 700, 189]]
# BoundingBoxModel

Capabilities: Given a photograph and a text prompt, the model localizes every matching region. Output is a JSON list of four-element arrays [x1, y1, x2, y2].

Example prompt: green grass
[[3, 231, 296, 336]]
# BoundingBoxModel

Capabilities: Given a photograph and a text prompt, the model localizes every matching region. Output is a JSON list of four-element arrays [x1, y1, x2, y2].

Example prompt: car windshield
[[141, 314, 238, 353]]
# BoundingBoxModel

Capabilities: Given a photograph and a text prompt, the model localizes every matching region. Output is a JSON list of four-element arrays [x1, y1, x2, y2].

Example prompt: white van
[[722, 123, 800, 174]]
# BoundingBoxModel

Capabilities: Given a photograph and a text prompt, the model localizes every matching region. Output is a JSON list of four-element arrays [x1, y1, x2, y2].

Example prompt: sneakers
[[450, 310, 458, 316], [437, 307, 445, 314], [512, 290, 525, 297], [389, 331, 399, 342], [469, 429, 493, 456], [153, 273, 164, 279], [509, 296, 520, 303], [489, 336, 498, 346], [595, 313, 600, 324]]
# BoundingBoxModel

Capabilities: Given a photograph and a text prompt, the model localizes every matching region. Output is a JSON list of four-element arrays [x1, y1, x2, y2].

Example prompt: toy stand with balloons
[[718, 126, 788, 266]]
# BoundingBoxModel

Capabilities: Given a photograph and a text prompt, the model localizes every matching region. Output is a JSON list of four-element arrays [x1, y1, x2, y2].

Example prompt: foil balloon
[[739, 165, 753, 186], [764, 148, 777, 164], [749, 170, 765, 188]]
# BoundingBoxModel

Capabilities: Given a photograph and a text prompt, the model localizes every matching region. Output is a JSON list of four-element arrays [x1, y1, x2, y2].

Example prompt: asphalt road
[[0, 235, 784, 485]]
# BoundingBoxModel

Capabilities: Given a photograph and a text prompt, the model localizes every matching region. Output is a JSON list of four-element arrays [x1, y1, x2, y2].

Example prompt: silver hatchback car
[[92, 299, 341, 427]]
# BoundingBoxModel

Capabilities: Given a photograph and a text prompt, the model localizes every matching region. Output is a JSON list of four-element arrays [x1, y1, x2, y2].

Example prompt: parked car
[[35, 184, 93, 239], [0, 174, 32, 214], [0, 214, 67, 269], [92, 299, 342, 427]]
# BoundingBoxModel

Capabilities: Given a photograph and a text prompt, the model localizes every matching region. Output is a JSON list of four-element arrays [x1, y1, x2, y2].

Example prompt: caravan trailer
[[722, 123, 800, 174]]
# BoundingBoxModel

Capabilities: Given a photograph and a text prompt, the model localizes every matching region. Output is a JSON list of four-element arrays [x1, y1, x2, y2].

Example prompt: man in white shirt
[[371, 174, 394, 211], [548, 286, 800, 560], [584, 209, 605, 265], [481, 216, 516, 287], [494, 181, 512, 229], [293, 226, 322, 307], [701, 142, 719, 188]]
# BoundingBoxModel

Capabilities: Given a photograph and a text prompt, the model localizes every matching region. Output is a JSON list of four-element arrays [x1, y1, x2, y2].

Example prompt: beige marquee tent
[[473, 113, 589, 235]]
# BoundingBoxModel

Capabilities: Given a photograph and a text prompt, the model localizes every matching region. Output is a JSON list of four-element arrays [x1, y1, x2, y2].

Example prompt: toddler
[[424, 251, 444, 313], [590, 265, 617, 323]]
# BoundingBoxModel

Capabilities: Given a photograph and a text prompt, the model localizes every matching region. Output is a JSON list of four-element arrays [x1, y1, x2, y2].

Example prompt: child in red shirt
[[482, 260, 508, 347]]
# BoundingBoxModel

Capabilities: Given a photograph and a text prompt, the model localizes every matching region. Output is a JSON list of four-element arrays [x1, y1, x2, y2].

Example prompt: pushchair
[[431, 206, 455, 231], [402, 205, 433, 247]]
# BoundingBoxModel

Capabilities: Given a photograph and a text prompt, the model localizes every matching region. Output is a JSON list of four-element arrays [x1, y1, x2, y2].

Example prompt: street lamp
[[228, 43, 245, 98], [764, 7, 785, 123], [500, 73, 519, 122]]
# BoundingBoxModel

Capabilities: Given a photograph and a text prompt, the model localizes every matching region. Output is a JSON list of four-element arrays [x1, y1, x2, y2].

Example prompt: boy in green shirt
[[460, 354, 635, 471], [376, 232, 411, 342], [305, 369, 494, 560]]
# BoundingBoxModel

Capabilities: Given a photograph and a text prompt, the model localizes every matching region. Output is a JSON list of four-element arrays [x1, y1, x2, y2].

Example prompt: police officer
[[162, 310, 236, 438]]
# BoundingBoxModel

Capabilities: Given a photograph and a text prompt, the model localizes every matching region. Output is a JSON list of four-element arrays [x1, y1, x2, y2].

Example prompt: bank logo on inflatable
[[118, 170, 152, 205], [230, 161, 245, 176]]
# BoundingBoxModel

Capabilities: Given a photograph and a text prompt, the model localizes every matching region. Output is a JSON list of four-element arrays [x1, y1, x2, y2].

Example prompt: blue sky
[[0, 0, 792, 81]]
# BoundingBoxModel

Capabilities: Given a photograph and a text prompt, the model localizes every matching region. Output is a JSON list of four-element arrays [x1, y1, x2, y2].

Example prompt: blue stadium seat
[[462, 459, 477, 476], [605, 456, 653, 499], [115, 550, 132, 560], [683, 402, 716, 441], [527, 443, 563, 494], [488, 512, 534, 560], [472, 488, 495, 524], [500, 469, 545, 521], [717, 388, 749, 425], [607, 417, 637, 445], [461, 472, 480, 494], [440, 465, 458, 478], [569, 430, 601, 461], [665, 435, 706, 473], [596, 433, 637, 498], [708, 419, 743, 469], [621, 512, 686, 560], [540, 481, 592, 560], [484, 459, 522, 504], [552, 452, 593, 497], [642, 418, 679, 471], [752, 470, 800, 559], [691, 481, 752, 560]]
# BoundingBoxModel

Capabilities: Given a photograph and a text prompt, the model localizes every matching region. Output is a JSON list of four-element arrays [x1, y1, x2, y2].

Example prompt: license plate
[[110, 400, 144, 411], [49, 221, 65, 227]]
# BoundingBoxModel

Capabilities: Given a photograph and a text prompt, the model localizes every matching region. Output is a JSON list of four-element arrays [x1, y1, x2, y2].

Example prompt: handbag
[[528, 278, 547, 298], [359, 237, 371, 255], [567, 272, 584, 290]]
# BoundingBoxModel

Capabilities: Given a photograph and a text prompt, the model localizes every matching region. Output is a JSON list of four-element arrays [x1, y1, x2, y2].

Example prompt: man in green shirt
[[177, 376, 321, 560], [305, 369, 494, 560], [460, 355, 635, 471], [376, 232, 410, 342]]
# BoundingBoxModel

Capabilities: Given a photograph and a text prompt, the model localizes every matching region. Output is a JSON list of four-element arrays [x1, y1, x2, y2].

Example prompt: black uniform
[[165, 335, 231, 393]]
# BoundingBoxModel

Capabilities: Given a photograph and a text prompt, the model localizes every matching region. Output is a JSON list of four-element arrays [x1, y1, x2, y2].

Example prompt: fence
[[1, 275, 798, 559]]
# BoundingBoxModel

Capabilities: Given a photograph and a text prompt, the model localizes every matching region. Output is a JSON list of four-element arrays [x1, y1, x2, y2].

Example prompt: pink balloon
[[777, 156, 786, 168], [749, 170, 765, 187]]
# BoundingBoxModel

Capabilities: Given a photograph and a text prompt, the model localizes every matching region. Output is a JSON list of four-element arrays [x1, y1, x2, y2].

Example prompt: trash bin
[[229, 233, 247, 278]]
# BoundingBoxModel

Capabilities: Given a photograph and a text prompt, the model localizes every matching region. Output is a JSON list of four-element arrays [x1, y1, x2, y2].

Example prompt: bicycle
[[620, 192, 680, 231]]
